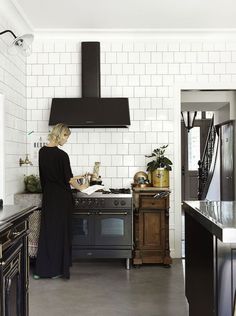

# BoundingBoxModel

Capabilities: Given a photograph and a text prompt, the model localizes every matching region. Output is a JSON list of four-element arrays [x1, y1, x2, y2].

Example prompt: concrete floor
[[29, 259, 188, 316]]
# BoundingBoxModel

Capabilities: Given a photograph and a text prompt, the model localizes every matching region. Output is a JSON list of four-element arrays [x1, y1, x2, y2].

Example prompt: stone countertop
[[14, 193, 42, 208], [183, 200, 236, 243], [0, 204, 37, 233]]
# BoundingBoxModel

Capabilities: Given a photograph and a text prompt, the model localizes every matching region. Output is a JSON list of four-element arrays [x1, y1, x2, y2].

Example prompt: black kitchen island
[[183, 200, 236, 316], [0, 203, 36, 316]]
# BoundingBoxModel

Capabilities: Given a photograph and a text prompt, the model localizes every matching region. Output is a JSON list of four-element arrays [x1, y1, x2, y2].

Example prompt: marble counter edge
[[183, 201, 236, 243], [0, 205, 38, 233]]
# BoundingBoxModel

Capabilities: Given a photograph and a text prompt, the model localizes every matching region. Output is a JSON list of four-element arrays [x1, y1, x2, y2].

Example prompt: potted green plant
[[24, 174, 42, 193], [146, 145, 173, 187]]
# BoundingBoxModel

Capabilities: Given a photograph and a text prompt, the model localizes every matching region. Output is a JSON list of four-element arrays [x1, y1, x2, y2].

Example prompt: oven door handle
[[97, 211, 128, 215], [75, 212, 91, 215]]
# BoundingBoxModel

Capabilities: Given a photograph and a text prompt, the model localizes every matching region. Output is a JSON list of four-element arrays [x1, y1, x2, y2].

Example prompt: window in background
[[188, 126, 200, 171]]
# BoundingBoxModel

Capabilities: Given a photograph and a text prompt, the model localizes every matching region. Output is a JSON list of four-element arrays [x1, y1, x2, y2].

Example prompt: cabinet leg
[[163, 264, 171, 268], [126, 258, 131, 270], [133, 264, 141, 269]]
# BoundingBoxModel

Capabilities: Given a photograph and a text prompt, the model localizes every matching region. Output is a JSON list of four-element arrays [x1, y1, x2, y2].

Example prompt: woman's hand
[[69, 177, 89, 191], [71, 175, 85, 180]]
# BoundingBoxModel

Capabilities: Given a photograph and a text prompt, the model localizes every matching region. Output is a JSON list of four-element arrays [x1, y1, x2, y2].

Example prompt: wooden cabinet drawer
[[12, 220, 27, 239], [0, 220, 27, 253], [139, 196, 167, 209]]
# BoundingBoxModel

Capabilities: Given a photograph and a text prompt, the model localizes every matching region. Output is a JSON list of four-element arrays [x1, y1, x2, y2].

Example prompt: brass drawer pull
[[13, 232, 21, 237], [154, 192, 169, 199], [12, 229, 25, 237], [75, 212, 91, 215]]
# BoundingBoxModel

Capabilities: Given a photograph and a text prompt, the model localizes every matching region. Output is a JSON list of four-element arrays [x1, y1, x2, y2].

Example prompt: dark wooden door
[[220, 121, 234, 200], [140, 210, 165, 250], [181, 119, 211, 201]]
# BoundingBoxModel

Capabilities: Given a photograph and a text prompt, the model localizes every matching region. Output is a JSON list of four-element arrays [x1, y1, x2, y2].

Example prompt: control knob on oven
[[114, 200, 119, 206], [81, 199, 87, 206], [121, 200, 126, 206]]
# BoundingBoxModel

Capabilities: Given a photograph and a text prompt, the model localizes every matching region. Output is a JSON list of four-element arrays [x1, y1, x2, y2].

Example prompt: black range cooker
[[72, 189, 133, 269]]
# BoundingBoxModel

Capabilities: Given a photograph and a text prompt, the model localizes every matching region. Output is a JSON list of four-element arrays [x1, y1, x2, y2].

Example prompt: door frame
[[173, 83, 236, 258], [0, 94, 5, 201]]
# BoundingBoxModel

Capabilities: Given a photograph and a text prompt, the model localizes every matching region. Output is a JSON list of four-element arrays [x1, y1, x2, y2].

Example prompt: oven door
[[72, 212, 94, 246], [94, 210, 132, 247]]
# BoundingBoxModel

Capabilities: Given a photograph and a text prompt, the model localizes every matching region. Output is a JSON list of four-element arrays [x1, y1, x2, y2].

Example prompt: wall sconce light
[[181, 111, 197, 132], [19, 154, 33, 167], [0, 29, 34, 57]]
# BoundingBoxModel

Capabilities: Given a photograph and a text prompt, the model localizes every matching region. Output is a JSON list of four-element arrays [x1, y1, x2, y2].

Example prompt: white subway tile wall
[[0, 17, 28, 203], [25, 37, 236, 256], [1, 31, 235, 254]]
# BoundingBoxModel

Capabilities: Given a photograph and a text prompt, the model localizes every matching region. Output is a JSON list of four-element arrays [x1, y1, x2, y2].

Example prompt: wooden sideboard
[[132, 187, 172, 266], [0, 204, 36, 316]]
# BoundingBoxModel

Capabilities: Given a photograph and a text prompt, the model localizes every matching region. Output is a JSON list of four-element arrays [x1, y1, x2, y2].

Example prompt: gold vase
[[152, 168, 169, 188], [148, 171, 152, 185]]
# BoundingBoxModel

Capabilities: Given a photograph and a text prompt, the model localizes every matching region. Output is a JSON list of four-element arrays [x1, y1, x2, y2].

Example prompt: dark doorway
[[181, 116, 211, 258], [219, 121, 235, 200], [181, 119, 211, 202]]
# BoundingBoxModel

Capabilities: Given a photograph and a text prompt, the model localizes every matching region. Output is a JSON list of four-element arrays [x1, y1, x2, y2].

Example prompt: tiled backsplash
[[26, 38, 236, 187]]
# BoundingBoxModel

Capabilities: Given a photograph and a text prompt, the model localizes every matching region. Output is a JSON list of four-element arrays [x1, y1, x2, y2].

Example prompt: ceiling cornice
[[34, 28, 236, 40]]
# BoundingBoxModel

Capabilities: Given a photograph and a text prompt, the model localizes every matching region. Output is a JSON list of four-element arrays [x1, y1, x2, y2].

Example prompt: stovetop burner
[[102, 188, 131, 194]]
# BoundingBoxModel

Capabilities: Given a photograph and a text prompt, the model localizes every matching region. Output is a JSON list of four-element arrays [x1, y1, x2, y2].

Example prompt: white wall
[[214, 103, 230, 125], [181, 90, 236, 123], [0, 8, 30, 204]]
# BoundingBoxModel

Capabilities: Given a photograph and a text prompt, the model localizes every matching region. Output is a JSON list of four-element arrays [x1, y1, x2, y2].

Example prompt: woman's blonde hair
[[48, 123, 71, 144]]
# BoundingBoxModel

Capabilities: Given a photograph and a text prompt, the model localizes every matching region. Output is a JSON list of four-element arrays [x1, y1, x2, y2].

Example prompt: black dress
[[35, 146, 73, 279]]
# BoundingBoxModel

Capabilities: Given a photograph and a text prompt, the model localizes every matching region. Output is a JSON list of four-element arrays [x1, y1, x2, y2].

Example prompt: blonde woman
[[35, 123, 81, 279]]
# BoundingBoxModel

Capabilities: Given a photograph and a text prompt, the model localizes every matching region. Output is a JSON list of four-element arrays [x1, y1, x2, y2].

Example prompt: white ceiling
[[13, 0, 236, 30]]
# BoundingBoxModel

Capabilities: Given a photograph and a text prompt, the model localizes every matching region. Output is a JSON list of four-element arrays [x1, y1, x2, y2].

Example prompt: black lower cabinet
[[0, 206, 34, 316], [1, 239, 26, 316], [185, 211, 236, 316]]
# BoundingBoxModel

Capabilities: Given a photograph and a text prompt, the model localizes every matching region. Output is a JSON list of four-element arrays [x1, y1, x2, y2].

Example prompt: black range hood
[[49, 42, 130, 128]]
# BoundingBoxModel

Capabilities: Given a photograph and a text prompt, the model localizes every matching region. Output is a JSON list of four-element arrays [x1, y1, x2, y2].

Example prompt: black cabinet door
[[1, 238, 26, 316]]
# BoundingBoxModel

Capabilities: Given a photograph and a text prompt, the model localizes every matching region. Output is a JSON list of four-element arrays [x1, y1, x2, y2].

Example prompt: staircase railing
[[198, 116, 218, 200]]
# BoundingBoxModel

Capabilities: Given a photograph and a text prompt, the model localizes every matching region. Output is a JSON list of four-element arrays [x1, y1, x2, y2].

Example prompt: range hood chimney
[[49, 42, 130, 128]]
